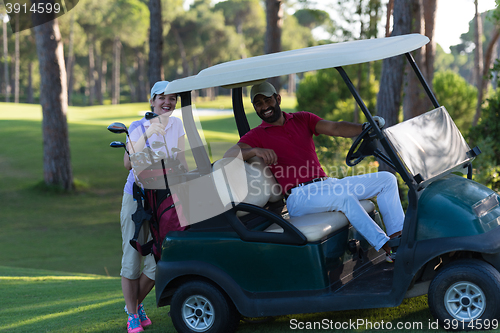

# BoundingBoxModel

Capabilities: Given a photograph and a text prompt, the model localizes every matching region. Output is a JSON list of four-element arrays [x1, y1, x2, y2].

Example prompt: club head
[[107, 122, 128, 134], [145, 112, 159, 120], [151, 141, 166, 149], [110, 141, 129, 155], [155, 151, 167, 159], [110, 141, 126, 149]]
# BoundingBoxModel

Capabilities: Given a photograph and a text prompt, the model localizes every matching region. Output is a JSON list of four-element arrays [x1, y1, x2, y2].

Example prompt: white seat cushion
[[264, 199, 375, 242]]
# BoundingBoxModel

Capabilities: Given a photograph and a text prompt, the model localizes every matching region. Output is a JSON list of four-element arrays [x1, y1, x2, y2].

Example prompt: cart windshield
[[383, 107, 473, 188]]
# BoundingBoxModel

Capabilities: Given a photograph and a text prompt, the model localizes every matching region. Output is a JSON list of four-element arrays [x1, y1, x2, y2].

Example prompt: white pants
[[286, 172, 404, 251]]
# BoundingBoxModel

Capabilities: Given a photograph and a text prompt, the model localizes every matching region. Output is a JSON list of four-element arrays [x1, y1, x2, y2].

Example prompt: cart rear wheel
[[428, 259, 500, 331], [170, 280, 239, 333]]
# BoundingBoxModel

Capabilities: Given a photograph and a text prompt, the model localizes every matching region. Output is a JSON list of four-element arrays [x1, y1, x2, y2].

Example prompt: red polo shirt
[[239, 111, 327, 194]]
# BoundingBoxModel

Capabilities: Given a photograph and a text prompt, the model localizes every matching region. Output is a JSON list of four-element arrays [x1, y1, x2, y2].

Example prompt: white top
[[123, 116, 185, 195], [165, 34, 429, 94]]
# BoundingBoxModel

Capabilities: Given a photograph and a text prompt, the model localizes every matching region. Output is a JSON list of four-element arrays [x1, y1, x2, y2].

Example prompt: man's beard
[[258, 105, 282, 124]]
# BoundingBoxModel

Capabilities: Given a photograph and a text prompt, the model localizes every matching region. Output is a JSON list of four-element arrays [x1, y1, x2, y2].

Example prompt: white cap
[[250, 82, 277, 103], [150, 81, 170, 102]]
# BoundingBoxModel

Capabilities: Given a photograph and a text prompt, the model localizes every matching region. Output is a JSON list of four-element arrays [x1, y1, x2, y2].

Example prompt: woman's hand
[[145, 122, 166, 138]]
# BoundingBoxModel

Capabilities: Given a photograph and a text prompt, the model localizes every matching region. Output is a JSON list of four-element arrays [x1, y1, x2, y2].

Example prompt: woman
[[120, 81, 187, 333]]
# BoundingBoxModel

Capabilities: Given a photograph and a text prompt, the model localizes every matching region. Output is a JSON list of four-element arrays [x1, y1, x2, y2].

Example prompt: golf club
[[107, 122, 136, 153], [151, 141, 166, 149], [145, 112, 170, 158], [110, 141, 129, 155]]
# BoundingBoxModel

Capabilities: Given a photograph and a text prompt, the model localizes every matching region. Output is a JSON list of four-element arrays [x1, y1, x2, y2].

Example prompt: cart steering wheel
[[346, 124, 378, 167]]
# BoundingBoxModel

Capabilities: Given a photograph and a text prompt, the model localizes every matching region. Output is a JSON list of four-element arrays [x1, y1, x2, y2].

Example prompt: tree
[[377, 0, 411, 127], [2, 14, 10, 102], [59, 9, 87, 105], [294, 8, 329, 29], [14, 14, 20, 103], [402, 0, 438, 120], [66, 12, 76, 104], [423, 0, 437, 86], [166, 0, 241, 82], [149, 0, 163, 89], [284, 12, 317, 95], [105, 0, 149, 104], [376, 0, 411, 171], [215, 0, 266, 59], [73, 0, 110, 105], [433, 70, 477, 134], [469, 91, 500, 192], [473, 5, 500, 125], [265, 0, 284, 90], [472, 0, 484, 125], [333, 0, 383, 122], [32, 13, 73, 190]]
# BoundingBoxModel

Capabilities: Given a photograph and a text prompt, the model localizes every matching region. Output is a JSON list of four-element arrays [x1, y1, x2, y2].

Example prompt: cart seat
[[212, 157, 375, 242], [265, 200, 375, 242]]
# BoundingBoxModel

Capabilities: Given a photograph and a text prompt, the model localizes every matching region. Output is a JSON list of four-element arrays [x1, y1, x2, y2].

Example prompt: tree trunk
[[403, 0, 429, 120], [423, 0, 437, 91], [33, 16, 73, 190], [67, 53, 75, 106], [3, 19, 10, 102], [478, 27, 500, 113], [137, 48, 147, 101], [27, 61, 34, 103], [66, 12, 75, 104], [14, 15, 19, 103], [148, 0, 163, 89], [112, 37, 121, 105], [123, 50, 137, 103], [88, 35, 95, 106], [173, 27, 190, 77], [385, 0, 394, 36], [95, 46, 103, 105], [101, 59, 107, 100], [471, 25, 500, 127], [472, 0, 484, 126], [377, 0, 411, 171], [265, 0, 283, 91]]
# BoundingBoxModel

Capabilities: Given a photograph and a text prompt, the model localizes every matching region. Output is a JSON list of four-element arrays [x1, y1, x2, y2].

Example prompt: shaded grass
[[0, 265, 456, 333]]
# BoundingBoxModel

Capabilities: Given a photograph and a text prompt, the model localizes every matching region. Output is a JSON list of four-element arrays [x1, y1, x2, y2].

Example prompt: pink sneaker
[[137, 303, 152, 327], [127, 314, 144, 333]]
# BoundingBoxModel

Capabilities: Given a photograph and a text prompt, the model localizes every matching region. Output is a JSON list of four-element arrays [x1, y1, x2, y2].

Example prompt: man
[[224, 81, 404, 262]]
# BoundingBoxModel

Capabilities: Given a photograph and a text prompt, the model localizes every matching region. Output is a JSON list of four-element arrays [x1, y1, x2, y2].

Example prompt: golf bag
[[130, 182, 186, 261]]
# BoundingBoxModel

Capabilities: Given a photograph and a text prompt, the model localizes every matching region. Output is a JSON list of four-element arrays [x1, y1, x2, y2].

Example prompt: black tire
[[170, 280, 240, 333], [428, 259, 500, 331]]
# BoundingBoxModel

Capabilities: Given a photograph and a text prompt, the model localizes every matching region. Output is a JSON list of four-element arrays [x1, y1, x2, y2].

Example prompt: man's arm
[[315, 119, 362, 138], [223, 142, 278, 165]]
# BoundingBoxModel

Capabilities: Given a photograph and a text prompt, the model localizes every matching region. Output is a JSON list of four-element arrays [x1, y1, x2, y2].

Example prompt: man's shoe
[[137, 303, 152, 327], [386, 250, 396, 263], [127, 314, 144, 333]]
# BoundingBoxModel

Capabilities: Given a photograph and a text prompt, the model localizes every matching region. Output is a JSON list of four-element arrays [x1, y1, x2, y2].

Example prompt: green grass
[[0, 265, 448, 333], [0, 99, 488, 333]]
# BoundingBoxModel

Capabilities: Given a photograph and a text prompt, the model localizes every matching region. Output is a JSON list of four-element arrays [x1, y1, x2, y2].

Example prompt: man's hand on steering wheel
[[362, 116, 385, 131], [346, 116, 386, 167]]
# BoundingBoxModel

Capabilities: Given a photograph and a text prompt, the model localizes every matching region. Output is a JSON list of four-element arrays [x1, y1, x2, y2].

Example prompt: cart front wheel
[[428, 259, 500, 331], [170, 280, 239, 333]]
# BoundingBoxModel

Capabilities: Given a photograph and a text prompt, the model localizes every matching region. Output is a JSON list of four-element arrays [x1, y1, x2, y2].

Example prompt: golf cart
[[134, 34, 500, 332]]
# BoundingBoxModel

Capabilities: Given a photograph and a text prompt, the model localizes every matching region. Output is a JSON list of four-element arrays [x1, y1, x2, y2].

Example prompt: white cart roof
[[165, 33, 429, 94]]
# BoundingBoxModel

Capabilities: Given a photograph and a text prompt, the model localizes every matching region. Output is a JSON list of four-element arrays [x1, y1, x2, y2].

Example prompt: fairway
[[0, 100, 475, 333]]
